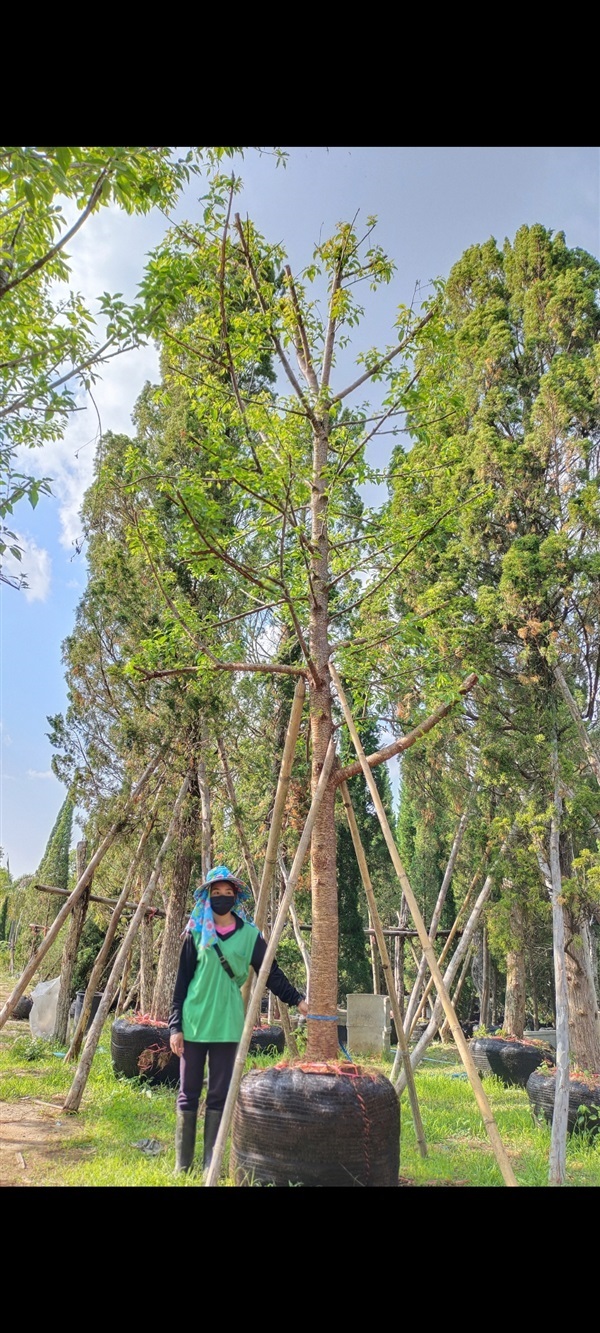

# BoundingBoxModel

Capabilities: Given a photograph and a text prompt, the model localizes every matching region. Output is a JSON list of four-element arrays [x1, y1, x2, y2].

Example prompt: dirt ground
[[0, 979, 84, 1187]]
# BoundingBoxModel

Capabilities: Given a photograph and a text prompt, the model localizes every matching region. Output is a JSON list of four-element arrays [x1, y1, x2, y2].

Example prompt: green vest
[[182, 918, 260, 1043]]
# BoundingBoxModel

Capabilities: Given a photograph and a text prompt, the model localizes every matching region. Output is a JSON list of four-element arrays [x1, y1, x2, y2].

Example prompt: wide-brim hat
[[196, 864, 250, 900]]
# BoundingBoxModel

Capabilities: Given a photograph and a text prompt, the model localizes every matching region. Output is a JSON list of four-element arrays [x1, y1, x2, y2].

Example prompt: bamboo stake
[[0, 752, 162, 1031], [274, 999, 299, 1058], [65, 783, 164, 1061], [241, 676, 306, 1013], [33, 882, 166, 916], [407, 862, 485, 1036], [54, 840, 92, 1044], [253, 676, 306, 934], [393, 833, 517, 1088], [277, 852, 312, 978], [403, 795, 473, 1035], [122, 975, 140, 1013], [203, 734, 336, 1188], [339, 778, 428, 1159], [62, 771, 191, 1113], [217, 735, 261, 900], [328, 661, 519, 1188], [116, 941, 135, 1016]]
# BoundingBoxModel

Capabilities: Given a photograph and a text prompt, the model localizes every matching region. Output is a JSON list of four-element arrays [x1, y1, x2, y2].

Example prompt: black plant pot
[[411, 1021, 430, 1043], [231, 1061, 400, 1187], [69, 990, 104, 1033], [468, 1036, 556, 1087], [13, 994, 33, 1020], [110, 1017, 180, 1088], [248, 1024, 286, 1056], [526, 1069, 600, 1136]]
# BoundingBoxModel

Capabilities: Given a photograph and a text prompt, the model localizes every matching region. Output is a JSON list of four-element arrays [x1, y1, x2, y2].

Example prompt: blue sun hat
[[184, 865, 253, 948]]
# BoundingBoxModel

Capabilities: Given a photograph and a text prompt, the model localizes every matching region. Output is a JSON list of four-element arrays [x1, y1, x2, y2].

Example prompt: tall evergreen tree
[[388, 223, 600, 1062]]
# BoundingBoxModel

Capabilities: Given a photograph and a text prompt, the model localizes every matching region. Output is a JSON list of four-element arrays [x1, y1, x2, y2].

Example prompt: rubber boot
[[202, 1108, 223, 1174], [174, 1108, 197, 1175]]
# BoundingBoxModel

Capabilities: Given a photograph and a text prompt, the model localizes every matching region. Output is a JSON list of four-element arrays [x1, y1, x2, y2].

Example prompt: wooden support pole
[[54, 840, 92, 1045], [34, 883, 166, 917], [62, 770, 191, 1113], [403, 797, 472, 1036], [65, 786, 163, 1062], [254, 676, 306, 935], [203, 734, 336, 1188], [0, 752, 162, 1032], [339, 778, 428, 1160], [241, 676, 306, 1014], [328, 661, 519, 1188], [217, 735, 261, 901]]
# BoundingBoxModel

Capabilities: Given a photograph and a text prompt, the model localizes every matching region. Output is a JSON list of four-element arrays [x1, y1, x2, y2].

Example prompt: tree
[[0, 146, 256, 587], [388, 223, 600, 1069], [11, 792, 74, 972], [108, 173, 477, 1062]]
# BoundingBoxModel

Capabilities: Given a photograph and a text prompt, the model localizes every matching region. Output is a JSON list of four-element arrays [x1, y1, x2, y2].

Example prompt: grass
[[1, 998, 599, 1187], [378, 1046, 600, 1187]]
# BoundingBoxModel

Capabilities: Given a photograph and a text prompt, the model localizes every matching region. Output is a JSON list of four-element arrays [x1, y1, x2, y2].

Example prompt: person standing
[[169, 864, 309, 1176]]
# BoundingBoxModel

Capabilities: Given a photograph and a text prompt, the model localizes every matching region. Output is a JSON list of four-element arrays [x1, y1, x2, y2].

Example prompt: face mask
[[210, 895, 235, 917]]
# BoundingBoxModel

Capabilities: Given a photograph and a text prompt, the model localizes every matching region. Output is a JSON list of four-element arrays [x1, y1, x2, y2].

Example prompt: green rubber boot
[[202, 1109, 223, 1174], [174, 1108, 197, 1175]]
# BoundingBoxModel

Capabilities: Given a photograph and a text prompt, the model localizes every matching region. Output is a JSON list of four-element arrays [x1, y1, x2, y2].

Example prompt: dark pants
[[177, 1041, 238, 1115]]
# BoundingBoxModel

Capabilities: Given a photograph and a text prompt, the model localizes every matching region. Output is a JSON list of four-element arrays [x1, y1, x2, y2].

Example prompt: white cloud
[[26, 769, 56, 780], [0, 722, 12, 747], [2, 534, 51, 602]]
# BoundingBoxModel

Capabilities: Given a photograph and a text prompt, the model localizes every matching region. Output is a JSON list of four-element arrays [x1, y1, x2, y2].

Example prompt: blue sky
[[1, 146, 598, 879]]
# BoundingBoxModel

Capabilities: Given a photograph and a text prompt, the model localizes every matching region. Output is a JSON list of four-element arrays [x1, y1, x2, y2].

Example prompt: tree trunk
[[547, 747, 571, 1186], [528, 949, 540, 1029], [504, 897, 527, 1038], [203, 736, 336, 1186], [306, 418, 338, 1062], [54, 841, 91, 1044], [139, 910, 155, 1014], [151, 771, 200, 1021], [480, 927, 490, 1028], [561, 827, 600, 1075], [197, 738, 212, 880], [554, 665, 600, 787], [217, 736, 260, 901], [369, 910, 381, 993]]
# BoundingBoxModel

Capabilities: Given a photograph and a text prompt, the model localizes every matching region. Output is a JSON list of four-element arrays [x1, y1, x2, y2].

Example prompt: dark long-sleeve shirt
[[168, 915, 305, 1036]]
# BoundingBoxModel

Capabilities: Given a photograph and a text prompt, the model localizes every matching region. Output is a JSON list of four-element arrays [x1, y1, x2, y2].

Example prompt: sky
[[1, 145, 598, 880]]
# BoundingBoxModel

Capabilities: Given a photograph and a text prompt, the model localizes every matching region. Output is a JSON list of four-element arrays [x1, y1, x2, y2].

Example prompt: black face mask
[[210, 895, 235, 917]]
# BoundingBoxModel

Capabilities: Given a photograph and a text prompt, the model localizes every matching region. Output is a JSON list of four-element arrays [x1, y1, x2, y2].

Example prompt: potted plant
[[526, 1061, 600, 1137], [111, 1011, 180, 1088], [468, 1027, 557, 1088]]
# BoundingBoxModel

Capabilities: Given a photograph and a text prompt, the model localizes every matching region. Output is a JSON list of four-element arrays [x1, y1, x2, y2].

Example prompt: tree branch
[[234, 213, 319, 426], [331, 307, 436, 404], [334, 672, 478, 785]]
